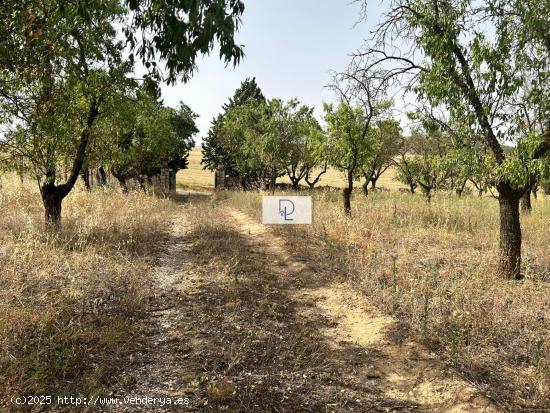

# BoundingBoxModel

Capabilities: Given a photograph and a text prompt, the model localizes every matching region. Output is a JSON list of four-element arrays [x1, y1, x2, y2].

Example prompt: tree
[[167, 103, 199, 174], [404, 126, 453, 202], [394, 136, 418, 194], [103, 91, 197, 191], [282, 103, 321, 190], [303, 126, 329, 189], [215, 100, 272, 189], [323, 101, 376, 214], [353, 0, 550, 279], [361, 118, 402, 195], [0, 1, 129, 224], [202, 78, 266, 187], [328, 66, 393, 214], [0, 0, 245, 226]]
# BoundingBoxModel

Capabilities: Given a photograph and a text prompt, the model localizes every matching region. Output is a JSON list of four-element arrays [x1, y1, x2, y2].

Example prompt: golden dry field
[[1, 172, 549, 411], [177, 147, 406, 190], [0, 176, 174, 403], [222, 189, 550, 410]]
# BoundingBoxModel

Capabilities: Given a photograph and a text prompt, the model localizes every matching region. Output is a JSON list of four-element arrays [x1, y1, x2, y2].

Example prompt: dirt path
[[102, 202, 201, 412], [226, 208, 499, 413], [102, 199, 499, 412]]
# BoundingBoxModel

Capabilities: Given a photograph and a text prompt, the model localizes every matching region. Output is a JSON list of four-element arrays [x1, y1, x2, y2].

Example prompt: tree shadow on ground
[[172, 200, 419, 412]]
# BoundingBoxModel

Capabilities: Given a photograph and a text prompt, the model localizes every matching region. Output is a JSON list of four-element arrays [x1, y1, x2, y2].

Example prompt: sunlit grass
[[225, 189, 550, 409]]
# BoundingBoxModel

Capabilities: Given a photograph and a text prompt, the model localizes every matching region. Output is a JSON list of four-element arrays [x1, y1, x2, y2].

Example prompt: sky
[[159, 1, 375, 144]]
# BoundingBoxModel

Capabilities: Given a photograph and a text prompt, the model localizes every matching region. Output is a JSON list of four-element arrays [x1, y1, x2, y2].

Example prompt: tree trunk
[[305, 162, 327, 189], [117, 176, 128, 193], [420, 184, 432, 202], [97, 166, 107, 187], [520, 187, 532, 214], [498, 185, 523, 280], [137, 176, 146, 192], [455, 179, 466, 197], [409, 182, 416, 194], [370, 176, 378, 190], [343, 170, 353, 215], [41, 184, 63, 226], [343, 188, 352, 215], [112, 170, 128, 193], [38, 98, 100, 227], [291, 178, 300, 190], [81, 169, 91, 191], [269, 173, 276, 194], [362, 180, 369, 196]]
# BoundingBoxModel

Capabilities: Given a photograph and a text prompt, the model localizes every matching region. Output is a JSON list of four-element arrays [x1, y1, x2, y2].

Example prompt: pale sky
[[159, 1, 374, 144]]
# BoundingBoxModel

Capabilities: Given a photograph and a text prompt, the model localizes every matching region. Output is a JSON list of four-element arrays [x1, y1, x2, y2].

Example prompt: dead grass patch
[[225, 189, 550, 411], [0, 176, 173, 411], [176, 200, 419, 412]]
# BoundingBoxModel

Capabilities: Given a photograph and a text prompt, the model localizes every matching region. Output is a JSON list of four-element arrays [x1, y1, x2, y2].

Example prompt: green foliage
[[102, 92, 198, 184], [0, 0, 130, 187], [203, 78, 327, 190], [361, 118, 402, 188], [0, 0, 242, 222], [124, 0, 245, 83], [323, 100, 397, 185], [202, 78, 266, 185], [205, 89, 325, 190], [323, 102, 371, 178], [405, 0, 549, 186]]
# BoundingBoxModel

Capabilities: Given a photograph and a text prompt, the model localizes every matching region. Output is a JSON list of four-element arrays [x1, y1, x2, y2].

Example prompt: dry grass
[[224, 189, 550, 411], [177, 147, 215, 191], [176, 147, 405, 191], [176, 200, 420, 412], [0, 176, 174, 411]]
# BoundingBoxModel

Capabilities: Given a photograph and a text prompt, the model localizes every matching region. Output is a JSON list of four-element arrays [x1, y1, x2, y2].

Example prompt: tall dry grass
[[225, 189, 550, 410], [0, 175, 174, 410]]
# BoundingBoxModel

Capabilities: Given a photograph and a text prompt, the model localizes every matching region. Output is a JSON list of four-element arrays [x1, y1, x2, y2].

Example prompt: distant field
[[177, 147, 405, 190], [177, 147, 215, 190]]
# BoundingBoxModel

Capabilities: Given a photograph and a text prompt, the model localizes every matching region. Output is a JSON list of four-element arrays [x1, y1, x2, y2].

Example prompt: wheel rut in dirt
[[103, 198, 499, 412], [226, 207, 499, 413]]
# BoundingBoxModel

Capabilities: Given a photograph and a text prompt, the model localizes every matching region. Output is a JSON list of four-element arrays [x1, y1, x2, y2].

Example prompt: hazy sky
[[159, 1, 374, 144]]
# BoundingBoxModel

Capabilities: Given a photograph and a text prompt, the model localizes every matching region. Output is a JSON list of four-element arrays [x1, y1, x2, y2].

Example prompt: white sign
[[262, 196, 312, 224]]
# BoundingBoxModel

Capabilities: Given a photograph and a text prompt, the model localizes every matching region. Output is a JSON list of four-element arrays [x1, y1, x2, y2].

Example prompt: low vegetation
[[0, 176, 173, 409], [224, 189, 550, 410]]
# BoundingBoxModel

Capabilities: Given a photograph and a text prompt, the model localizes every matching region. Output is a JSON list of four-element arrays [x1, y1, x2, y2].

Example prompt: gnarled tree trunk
[[362, 180, 369, 196], [370, 176, 378, 191], [498, 184, 523, 280], [97, 166, 107, 187], [81, 169, 91, 191], [41, 183, 64, 226], [520, 186, 532, 214], [117, 176, 128, 192], [39, 98, 100, 227], [343, 170, 353, 215]]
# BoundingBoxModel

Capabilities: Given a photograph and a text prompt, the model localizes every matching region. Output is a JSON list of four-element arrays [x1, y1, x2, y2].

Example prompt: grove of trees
[[2, 0, 550, 281], [0, 0, 245, 225]]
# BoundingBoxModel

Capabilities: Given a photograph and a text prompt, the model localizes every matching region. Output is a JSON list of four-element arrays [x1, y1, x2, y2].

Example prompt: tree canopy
[[0, 0, 245, 225]]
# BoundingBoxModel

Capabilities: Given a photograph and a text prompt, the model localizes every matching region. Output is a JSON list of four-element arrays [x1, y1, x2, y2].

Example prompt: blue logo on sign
[[279, 199, 295, 221]]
